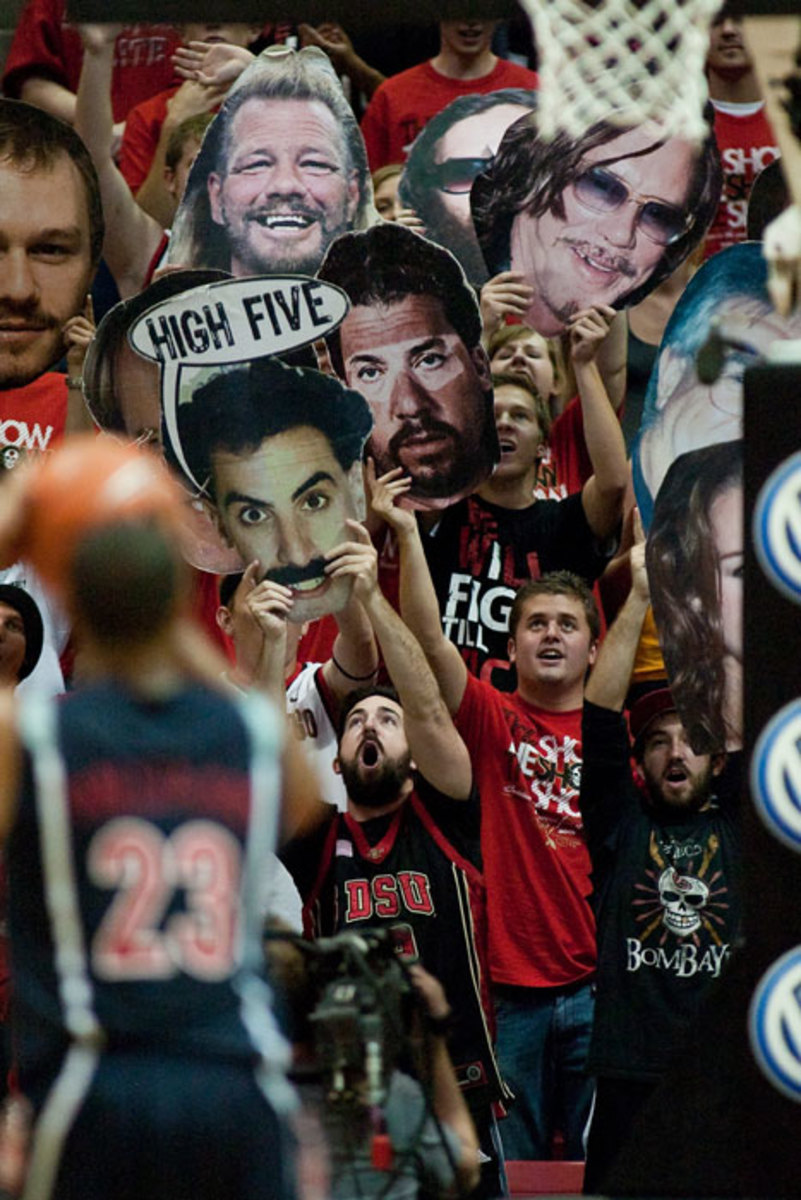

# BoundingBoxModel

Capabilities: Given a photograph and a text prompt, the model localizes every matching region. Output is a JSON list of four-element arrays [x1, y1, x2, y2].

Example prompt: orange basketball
[[22, 434, 183, 600]]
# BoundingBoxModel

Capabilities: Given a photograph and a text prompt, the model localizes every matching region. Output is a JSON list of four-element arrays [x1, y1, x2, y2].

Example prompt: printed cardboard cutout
[[0, 99, 98, 392], [634, 242, 801, 527], [399, 88, 536, 287], [635, 243, 801, 756], [316, 221, 498, 511], [167, 46, 376, 280], [646, 440, 743, 756], [471, 106, 722, 337], [128, 273, 371, 625]]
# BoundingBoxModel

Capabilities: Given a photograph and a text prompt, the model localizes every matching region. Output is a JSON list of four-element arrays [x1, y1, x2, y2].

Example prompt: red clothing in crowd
[[0, 372, 68, 459], [119, 85, 179, 192], [454, 673, 596, 988], [3, 0, 179, 123], [704, 101, 779, 259], [361, 57, 538, 170], [533, 396, 594, 501]]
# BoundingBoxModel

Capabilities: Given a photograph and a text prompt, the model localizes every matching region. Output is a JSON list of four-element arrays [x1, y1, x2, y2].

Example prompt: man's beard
[[0, 300, 61, 389], [339, 746, 413, 810], [226, 201, 352, 276], [646, 758, 714, 812]]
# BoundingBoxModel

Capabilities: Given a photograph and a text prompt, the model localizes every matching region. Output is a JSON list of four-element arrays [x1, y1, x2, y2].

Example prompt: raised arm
[[75, 25, 163, 299], [321, 592, 378, 705], [298, 23, 386, 98], [594, 308, 627, 413], [569, 306, 628, 541], [324, 519, 471, 799], [585, 513, 651, 713], [368, 465, 468, 716], [132, 81, 224, 227]]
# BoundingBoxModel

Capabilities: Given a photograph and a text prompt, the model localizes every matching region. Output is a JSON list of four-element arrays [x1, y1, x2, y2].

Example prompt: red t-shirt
[[0, 372, 67, 459], [532, 396, 593, 502], [119, 85, 177, 192], [360, 58, 538, 171], [455, 673, 596, 988], [704, 101, 779, 260], [2, 0, 179, 123]]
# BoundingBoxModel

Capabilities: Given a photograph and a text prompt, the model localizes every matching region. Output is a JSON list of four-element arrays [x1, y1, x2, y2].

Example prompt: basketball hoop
[[519, 0, 722, 142]]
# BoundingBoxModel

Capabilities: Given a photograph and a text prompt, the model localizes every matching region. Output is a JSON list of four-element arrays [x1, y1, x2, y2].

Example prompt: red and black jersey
[[281, 778, 508, 1113]]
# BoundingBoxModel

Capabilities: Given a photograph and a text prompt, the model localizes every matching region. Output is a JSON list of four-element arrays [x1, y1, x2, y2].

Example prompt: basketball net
[[520, 0, 722, 143]]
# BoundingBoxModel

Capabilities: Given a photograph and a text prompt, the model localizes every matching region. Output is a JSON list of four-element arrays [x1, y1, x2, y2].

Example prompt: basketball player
[[0, 436, 322, 1200]]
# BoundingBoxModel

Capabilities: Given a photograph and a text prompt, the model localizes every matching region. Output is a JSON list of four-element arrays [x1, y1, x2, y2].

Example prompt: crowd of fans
[[0, 3, 785, 1196]]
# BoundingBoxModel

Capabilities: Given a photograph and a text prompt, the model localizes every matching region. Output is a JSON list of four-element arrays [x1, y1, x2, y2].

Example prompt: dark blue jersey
[[8, 682, 291, 1102]]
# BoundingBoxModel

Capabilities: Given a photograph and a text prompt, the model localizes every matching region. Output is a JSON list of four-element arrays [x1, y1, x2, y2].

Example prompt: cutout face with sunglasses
[[509, 125, 698, 336], [401, 98, 534, 285]]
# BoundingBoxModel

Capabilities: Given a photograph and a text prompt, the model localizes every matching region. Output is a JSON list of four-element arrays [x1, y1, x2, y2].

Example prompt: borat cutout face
[[471, 112, 722, 336], [167, 47, 374, 279], [174, 355, 373, 624], [317, 222, 498, 510]]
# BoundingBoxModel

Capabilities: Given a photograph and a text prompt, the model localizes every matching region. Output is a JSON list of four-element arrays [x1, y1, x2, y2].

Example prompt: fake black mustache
[[265, 557, 328, 587]]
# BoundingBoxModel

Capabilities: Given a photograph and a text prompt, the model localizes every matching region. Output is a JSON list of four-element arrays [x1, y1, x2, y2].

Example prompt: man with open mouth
[[169, 46, 373, 278], [580, 522, 740, 1194], [176, 355, 373, 624]]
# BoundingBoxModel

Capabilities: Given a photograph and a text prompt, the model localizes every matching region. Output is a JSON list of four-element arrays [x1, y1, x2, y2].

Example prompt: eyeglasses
[[426, 157, 492, 194], [572, 165, 691, 246]]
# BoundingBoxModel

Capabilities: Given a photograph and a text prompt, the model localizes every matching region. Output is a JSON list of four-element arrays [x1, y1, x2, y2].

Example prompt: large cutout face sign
[[471, 110, 722, 336], [0, 100, 99, 390], [646, 441, 743, 756], [634, 243, 801, 757], [399, 89, 536, 286], [634, 243, 801, 525], [317, 222, 498, 510], [124, 274, 371, 625], [167, 46, 375, 279]]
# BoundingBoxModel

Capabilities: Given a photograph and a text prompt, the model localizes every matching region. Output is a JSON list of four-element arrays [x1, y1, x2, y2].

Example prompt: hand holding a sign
[[244, 569, 295, 644], [568, 305, 616, 366], [479, 271, 535, 343], [324, 521, 379, 607], [366, 462, 416, 538]]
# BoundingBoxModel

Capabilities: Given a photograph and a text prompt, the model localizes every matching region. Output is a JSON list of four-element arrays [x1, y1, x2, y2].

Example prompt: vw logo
[[749, 948, 801, 1103], [754, 452, 801, 605], [751, 701, 801, 853]]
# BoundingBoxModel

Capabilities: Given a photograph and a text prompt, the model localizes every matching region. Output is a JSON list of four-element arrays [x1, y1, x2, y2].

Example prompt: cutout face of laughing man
[[178, 357, 373, 623], [207, 97, 360, 276], [0, 101, 103, 390], [472, 113, 722, 337], [318, 223, 497, 510], [169, 47, 372, 278]]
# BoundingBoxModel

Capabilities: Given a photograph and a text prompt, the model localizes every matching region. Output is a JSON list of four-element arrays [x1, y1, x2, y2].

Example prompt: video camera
[[304, 928, 415, 1106]]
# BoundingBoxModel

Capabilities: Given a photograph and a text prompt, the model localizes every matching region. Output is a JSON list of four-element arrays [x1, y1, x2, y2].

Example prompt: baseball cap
[[629, 687, 677, 746]]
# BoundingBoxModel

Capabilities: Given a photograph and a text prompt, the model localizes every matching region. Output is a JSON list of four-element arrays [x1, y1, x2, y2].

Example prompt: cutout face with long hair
[[646, 439, 743, 754]]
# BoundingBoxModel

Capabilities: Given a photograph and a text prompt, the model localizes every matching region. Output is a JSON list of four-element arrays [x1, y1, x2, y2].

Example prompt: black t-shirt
[[423, 492, 610, 692], [580, 701, 742, 1081]]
